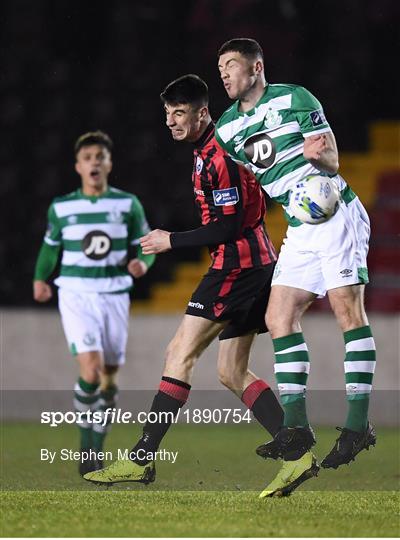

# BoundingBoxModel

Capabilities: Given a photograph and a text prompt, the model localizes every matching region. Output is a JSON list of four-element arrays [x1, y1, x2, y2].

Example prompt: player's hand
[[140, 229, 171, 254], [303, 134, 328, 161], [33, 280, 52, 302], [127, 258, 148, 278]]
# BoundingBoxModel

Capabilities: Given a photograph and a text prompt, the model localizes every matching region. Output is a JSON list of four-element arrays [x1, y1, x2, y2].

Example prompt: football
[[288, 175, 341, 224]]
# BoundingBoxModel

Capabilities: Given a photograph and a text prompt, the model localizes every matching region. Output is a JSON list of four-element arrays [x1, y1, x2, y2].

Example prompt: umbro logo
[[340, 269, 353, 277]]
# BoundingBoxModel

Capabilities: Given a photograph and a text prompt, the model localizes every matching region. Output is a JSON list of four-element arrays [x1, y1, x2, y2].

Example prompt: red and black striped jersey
[[192, 123, 276, 270]]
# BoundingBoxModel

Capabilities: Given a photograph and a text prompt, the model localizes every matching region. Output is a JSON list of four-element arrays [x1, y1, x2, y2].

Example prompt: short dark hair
[[160, 74, 208, 109], [218, 38, 264, 62], [74, 130, 113, 156]]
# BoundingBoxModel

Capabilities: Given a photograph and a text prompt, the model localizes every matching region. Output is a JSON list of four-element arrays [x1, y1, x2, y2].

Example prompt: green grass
[[1, 422, 399, 536], [2, 491, 399, 537]]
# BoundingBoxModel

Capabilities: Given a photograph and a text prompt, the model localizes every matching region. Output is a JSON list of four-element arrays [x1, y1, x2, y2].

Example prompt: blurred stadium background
[[1, 0, 399, 421]]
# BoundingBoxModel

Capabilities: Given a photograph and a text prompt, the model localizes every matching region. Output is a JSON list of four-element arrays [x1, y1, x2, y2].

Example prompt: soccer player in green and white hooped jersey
[[33, 131, 155, 476], [215, 39, 376, 482]]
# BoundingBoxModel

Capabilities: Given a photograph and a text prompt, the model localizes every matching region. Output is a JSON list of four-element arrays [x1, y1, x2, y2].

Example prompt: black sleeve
[[170, 214, 240, 249]]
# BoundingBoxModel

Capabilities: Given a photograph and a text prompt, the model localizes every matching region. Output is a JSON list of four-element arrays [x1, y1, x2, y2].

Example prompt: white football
[[288, 175, 341, 224]]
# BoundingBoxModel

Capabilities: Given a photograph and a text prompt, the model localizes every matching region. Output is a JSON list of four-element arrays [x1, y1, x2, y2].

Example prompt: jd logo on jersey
[[82, 231, 112, 260], [243, 133, 276, 169]]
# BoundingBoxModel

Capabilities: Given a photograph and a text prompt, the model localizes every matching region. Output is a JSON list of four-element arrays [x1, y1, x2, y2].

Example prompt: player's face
[[164, 103, 205, 143], [218, 51, 259, 100], [75, 144, 112, 192]]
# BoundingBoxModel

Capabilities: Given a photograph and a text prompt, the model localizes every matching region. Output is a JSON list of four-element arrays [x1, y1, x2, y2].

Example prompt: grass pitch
[[1, 422, 399, 537], [3, 490, 399, 538]]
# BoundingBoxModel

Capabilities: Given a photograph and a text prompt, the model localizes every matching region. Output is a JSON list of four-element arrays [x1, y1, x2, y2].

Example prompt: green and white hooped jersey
[[44, 187, 151, 293], [215, 84, 356, 225]]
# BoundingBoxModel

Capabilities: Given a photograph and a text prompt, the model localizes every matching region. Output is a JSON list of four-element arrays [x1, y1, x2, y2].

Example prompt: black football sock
[[241, 379, 284, 437], [131, 376, 190, 465]]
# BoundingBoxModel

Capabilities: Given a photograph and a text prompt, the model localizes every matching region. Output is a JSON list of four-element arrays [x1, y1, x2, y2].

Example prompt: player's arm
[[303, 131, 339, 174], [141, 154, 242, 254], [127, 196, 155, 278], [294, 86, 339, 175], [140, 215, 239, 255], [33, 204, 61, 302]]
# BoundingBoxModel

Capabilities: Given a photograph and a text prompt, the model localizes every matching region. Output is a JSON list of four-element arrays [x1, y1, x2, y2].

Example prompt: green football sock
[[343, 326, 376, 432], [92, 384, 118, 453], [74, 377, 100, 449], [273, 333, 310, 428]]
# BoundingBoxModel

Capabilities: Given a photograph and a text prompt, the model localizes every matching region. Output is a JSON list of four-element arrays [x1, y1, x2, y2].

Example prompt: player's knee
[[103, 364, 118, 376], [81, 367, 100, 385], [266, 308, 302, 338], [101, 366, 118, 390], [265, 311, 277, 335], [265, 311, 285, 337], [330, 292, 367, 331], [333, 305, 366, 331], [266, 301, 282, 333], [78, 353, 101, 384]]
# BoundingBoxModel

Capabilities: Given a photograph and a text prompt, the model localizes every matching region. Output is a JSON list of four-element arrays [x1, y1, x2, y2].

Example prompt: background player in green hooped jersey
[[215, 38, 376, 477], [33, 130, 155, 476]]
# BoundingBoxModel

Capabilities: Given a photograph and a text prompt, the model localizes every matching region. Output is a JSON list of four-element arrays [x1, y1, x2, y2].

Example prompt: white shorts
[[58, 288, 130, 365], [272, 197, 370, 297]]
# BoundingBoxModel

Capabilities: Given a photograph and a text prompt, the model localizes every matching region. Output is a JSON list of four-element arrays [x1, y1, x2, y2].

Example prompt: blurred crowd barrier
[[2, 309, 399, 425]]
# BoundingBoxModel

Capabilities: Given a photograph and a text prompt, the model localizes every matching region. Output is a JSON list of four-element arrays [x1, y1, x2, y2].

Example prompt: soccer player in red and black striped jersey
[[84, 75, 289, 495], [177, 114, 276, 272]]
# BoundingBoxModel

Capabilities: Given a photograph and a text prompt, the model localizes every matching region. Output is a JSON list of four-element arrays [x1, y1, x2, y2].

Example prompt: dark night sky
[[1, 0, 399, 305]]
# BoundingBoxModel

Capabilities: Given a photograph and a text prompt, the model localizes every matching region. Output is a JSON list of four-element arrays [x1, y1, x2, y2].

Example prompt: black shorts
[[185, 263, 275, 340]]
